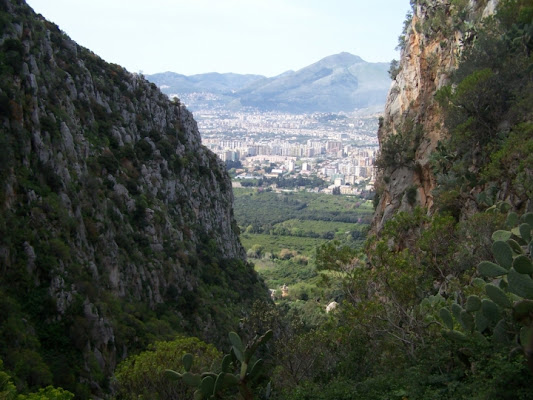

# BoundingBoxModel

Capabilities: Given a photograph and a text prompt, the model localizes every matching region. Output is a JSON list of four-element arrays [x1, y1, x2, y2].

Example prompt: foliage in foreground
[[166, 330, 273, 400], [0, 359, 74, 400], [280, 208, 532, 400], [113, 336, 221, 400]]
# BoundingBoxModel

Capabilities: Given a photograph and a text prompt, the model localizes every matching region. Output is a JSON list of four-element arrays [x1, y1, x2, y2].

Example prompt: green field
[[233, 188, 374, 232], [276, 219, 366, 237], [233, 188, 373, 300], [240, 233, 328, 256], [234, 188, 372, 257]]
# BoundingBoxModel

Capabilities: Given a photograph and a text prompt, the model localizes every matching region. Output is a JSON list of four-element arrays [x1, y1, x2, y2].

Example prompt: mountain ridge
[[147, 70, 264, 94], [146, 52, 391, 113]]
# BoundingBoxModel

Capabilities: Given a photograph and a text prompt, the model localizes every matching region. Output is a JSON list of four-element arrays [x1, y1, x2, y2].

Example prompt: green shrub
[[114, 336, 221, 400], [388, 59, 401, 80], [97, 150, 119, 174], [375, 123, 423, 171]]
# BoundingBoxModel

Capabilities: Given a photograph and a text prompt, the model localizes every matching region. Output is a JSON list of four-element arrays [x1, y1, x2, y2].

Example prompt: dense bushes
[[432, 0, 533, 212], [114, 336, 221, 400], [374, 121, 423, 171]]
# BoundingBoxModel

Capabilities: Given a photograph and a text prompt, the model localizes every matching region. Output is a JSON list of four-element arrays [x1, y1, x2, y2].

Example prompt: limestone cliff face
[[373, 0, 499, 231], [0, 0, 266, 395]]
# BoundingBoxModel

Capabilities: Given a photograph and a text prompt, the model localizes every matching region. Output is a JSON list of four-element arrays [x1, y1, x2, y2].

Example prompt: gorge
[[1, 0, 533, 399]]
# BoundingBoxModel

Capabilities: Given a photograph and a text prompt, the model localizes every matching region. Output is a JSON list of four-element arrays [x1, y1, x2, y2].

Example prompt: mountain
[[147, 71, 264, 94], [236, 52, 391, 113], [146, 52, 391, 113], [0, 0, 267, 397]]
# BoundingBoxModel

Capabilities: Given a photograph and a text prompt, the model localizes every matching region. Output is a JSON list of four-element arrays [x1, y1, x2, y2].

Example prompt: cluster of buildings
[[196, 110, 380, 194]]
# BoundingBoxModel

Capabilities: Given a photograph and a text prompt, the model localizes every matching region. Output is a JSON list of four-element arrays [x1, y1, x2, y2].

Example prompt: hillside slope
[[335, 1, 533, 397], [147, 52, 391, 113], [0, 0, 267, 397], [235, 52, 390, 113]]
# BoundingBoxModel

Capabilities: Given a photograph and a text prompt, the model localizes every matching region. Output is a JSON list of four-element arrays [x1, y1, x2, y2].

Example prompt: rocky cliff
[[373, 0, 500, 231], [0, 0, 267, 397]]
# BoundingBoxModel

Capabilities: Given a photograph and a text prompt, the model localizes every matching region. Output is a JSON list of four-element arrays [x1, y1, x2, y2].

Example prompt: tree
[[0, 359, 73, 400], [388, 59, 401, 80], [114, 336, 221, 400]]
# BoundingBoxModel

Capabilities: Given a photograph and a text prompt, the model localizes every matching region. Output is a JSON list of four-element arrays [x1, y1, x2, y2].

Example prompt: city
[[186, 102, 381, 195]]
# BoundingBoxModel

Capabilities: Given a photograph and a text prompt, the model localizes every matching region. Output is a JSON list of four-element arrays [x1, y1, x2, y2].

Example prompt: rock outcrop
[[0, 0, 267, 396], [373, 0, 499, 231]]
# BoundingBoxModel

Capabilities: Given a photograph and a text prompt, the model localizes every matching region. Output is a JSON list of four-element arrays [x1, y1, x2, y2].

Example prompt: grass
[[277, 219, 366, 236], [233, 188, 374, 229], [240, 233, 327, 256], [253, 259, 317, 287]]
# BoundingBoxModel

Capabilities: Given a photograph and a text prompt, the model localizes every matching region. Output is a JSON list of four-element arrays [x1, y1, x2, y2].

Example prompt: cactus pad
[[492, 319, 510, 344], [508, 268, 533, 299], [506, 212, 519, 228], [229, 332, 244, 362], [440, 308, 454, 330], [521, 212, 533, 226], [183, 372, 202, 387], [485, 284, 511, 308], [478, 261, 508, 277], [442, 329, 467, 342], [460, 310, 475, 331], [492, 230, 512, 242], [229, 332, 244, 353], [221, 354, 231, 373], [514, 255, 533, 275], [481, 299, 501, 323], [465, 295, 482, 312], [512, 299, 533, 321], [507, 239, 523, 255], [249, 359, 264, 381], [199, 376, 215, 396], [475, 310, 489, 333], [492, 240, 513, 269], [519, 223, 532, 243], [452, 303, 463, 321], [182, 353, 194, 372]]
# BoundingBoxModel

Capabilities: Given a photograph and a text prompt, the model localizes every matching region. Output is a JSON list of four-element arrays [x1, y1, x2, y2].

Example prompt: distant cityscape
[[148, 52, 389, 196], [185, 102, 380, 195]]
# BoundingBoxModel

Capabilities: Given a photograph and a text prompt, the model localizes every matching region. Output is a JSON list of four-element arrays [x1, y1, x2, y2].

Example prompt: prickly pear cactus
[[439, 211, 533, 373], [166, 330, 273, 400]]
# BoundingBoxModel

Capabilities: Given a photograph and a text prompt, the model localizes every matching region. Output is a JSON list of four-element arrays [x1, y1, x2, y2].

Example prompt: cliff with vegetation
[[351, 0, 533, 397], [372, 0, 520, 230], [0, 0, 267, 397]]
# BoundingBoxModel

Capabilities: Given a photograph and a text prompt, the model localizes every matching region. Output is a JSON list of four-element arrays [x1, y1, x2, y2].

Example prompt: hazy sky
[[26, 0, 411, 77]]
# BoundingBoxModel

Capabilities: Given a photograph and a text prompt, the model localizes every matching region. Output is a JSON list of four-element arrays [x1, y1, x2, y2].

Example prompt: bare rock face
[[373, 0, 499, 232], [0, 0, 267, 396]]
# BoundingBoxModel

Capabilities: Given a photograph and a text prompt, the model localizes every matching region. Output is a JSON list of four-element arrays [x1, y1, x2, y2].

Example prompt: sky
[[26, 0, 412, 77]]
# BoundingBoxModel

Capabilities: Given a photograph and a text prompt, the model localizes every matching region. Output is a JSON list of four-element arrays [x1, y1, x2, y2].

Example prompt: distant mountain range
[[146, 52, 391, 113]]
